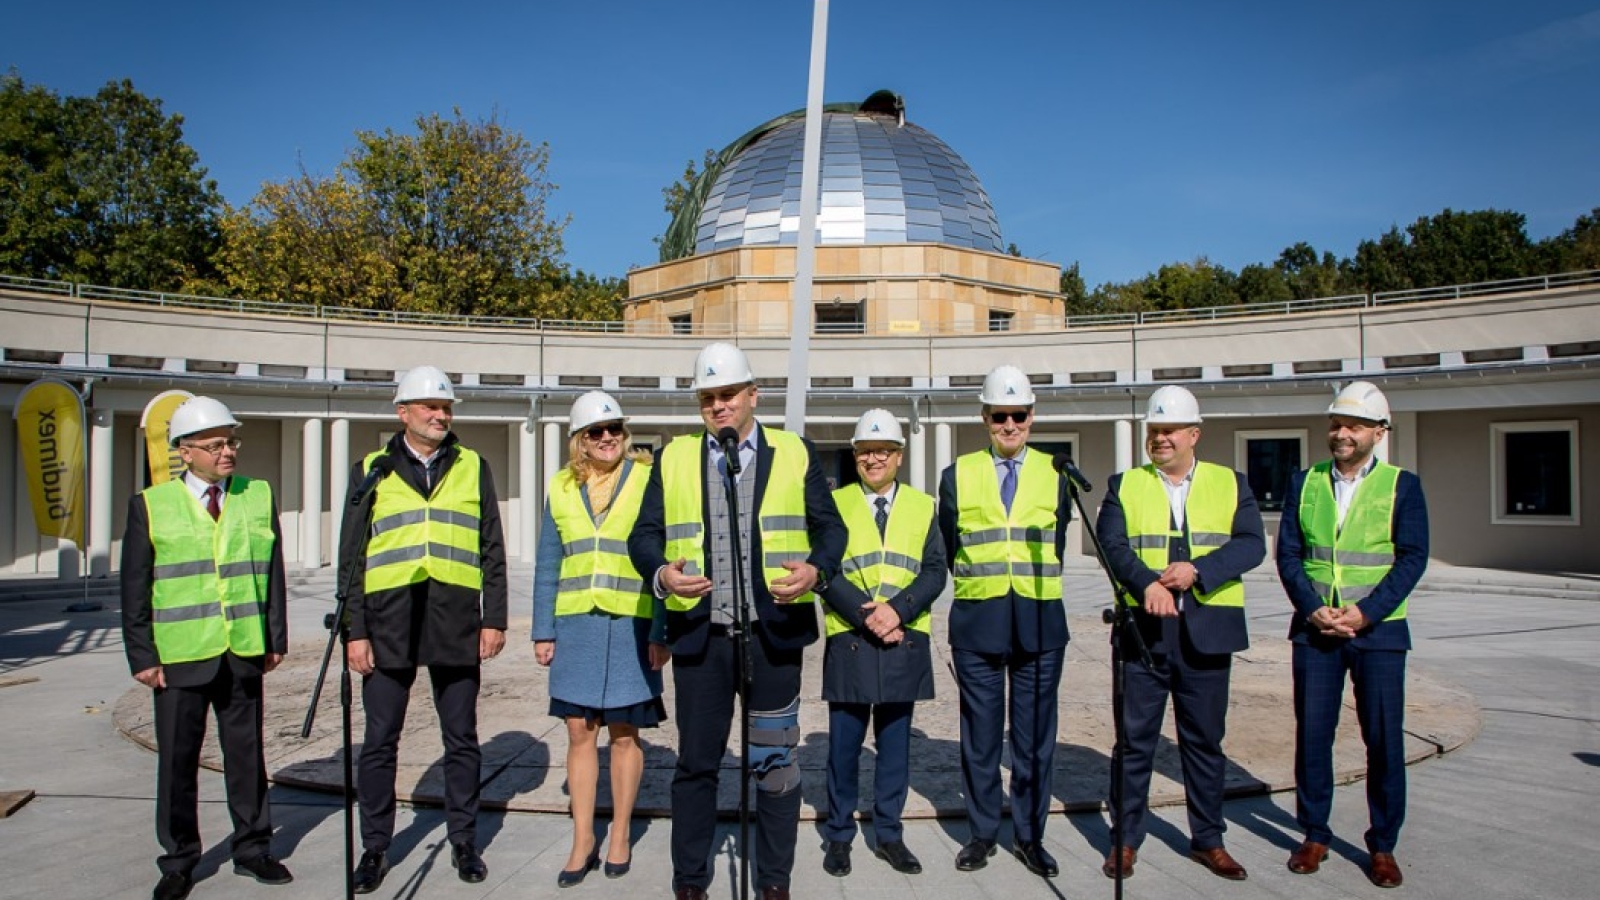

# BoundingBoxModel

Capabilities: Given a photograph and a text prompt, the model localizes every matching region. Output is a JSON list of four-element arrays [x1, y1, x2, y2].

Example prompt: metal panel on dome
[[692, 110, 1004, 255]]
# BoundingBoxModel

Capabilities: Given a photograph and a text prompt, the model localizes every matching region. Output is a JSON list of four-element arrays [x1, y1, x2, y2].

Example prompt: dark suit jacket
[[1097, 466, 1266, 656], [628, 423, 847, 657], [121, 476, 289, 689], [1276, 465, 1428, 651], [337, 431, 508, 667], [937, 448, 1072, 654], [820, 488, 946, 704]]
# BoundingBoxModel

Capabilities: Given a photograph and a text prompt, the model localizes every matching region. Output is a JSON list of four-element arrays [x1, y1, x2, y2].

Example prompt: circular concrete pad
[[115, 613, 1480, 820]]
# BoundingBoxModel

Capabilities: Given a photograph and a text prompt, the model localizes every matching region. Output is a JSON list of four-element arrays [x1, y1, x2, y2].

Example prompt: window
[[814, 301, 864, 334], [1491, 421, 1579, 525], [988, 309, 1014, 332], [669, 313, 693, 335], [1234, 430, 1307, 513]]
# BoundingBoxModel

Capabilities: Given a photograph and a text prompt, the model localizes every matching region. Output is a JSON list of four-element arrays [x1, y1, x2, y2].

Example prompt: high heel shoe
[[557, 849, 600, 888], [603, 852, 632, 879]]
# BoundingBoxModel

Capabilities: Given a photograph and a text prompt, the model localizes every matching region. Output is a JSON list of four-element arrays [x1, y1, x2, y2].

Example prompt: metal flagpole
[[783, 0, 828, 436]]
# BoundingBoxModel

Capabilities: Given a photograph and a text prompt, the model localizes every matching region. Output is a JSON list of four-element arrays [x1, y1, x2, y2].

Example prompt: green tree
[[1275, 242, 1351, 300], [1234, 263, 1293, 305], [0, 74, 221, 290], [1351, 227, 1412, 293], [1147, 257, 1238, 311], [1058, 261, 1089, 315], [1540, 207, 1600, 272], [220, 109, 572, 318], [657, 148, 717, 251], [1402, 208, 1532, 288]]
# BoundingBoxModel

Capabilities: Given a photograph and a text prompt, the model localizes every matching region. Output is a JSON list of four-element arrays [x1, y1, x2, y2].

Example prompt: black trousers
[[670, 629, 803, 891], [357, 665, 482, 851], [952, 645, 1065, 844], [153, 663, 272, 875]]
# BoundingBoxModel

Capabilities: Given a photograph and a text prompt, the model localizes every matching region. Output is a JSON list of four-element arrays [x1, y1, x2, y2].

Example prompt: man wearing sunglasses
[[938, 365, 1072, 878], [122, 396, 292, 900], [629, 342, 846, 900], [338, 365, 508, 892]]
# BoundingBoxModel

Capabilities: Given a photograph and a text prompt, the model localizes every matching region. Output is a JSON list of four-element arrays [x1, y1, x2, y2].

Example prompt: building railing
[[5, 268, 1598, 337]]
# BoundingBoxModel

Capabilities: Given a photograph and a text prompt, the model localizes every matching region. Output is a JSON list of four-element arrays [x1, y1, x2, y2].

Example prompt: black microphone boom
[[716, 426, 743, 475], [349, 455, 393, 506], [1052, 452, 1093, 493]]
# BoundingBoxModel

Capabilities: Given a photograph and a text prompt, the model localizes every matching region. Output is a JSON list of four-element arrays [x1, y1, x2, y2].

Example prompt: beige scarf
[[584, 461, 622, 518]]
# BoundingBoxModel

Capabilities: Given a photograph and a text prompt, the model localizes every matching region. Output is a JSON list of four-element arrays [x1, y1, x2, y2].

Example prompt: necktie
[[874, 496, 889, 538], [1000, 459, 1017, 513], [204, 485, 222, 521]]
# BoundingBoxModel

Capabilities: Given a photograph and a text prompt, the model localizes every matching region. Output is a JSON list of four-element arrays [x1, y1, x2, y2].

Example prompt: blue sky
[[6, 1, 1598, 288]]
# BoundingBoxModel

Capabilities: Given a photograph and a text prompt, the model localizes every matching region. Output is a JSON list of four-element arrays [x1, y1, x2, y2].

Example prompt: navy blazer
[[1097, 467, 1266, 656], [628, 424, 847, 657], [937, 449, 1072, 655], [1276, 465, 1428, 651]]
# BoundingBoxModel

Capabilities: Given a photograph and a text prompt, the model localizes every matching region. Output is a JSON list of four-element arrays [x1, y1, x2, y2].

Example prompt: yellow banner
[[12, 379, 87, 546], [140, 390, 193, 485]]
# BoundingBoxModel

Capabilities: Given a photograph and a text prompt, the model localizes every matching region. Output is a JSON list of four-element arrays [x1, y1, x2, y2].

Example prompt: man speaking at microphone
[[1095, 385, 1265, 881], [629, 342, 845, 900]]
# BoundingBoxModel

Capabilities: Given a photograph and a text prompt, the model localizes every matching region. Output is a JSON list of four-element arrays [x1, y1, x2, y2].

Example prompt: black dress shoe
[[603, 852, 631, 879], [1014, 841, 1059, 878], [452, 842, 488, 883], [822, 840, 852, 876], [352, 849, 389, 894], [674, 887, 707, 900], [557, 848, 599, 887], [234, 854, 294, 885], [875, 840, 923, 874], [954, 838, 997, 871], [152, 872, 193, 900]]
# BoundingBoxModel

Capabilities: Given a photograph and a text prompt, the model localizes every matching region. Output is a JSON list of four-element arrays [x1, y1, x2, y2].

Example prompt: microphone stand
[[1058, 466, 1152, 899], [302, 459, 387, 900], [718, 439, 755, 900]]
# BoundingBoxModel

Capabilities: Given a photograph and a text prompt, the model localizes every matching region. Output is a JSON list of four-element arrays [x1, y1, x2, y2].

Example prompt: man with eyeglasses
[[338, 365, 507, 892], [629, 342, 845, 900], [938, 364, 1071, 878], [818, 409, 945, 879], [122, 396, 293, 900]]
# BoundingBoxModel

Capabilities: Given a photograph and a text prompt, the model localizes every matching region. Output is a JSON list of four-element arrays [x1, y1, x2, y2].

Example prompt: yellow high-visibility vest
[[1118, 461, 1244, 608], [363, 448, 483, 593], [951, 450, 1062, 601], [548, 463, 652, 618], [1299, 460, 1405, 620], [827, 485, 934, 636]]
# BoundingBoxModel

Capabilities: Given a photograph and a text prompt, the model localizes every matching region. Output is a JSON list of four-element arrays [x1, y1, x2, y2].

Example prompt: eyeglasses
[[988, 410, 1031, 425], [854, 447, 900, 461], [584, 422, 625, 440], [182, 438, 242, 454]]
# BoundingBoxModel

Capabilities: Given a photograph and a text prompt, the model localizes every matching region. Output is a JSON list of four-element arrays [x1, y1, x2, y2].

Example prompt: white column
[[87, 409, 114, 577], [1114, 417, 1136, 474], [302, 418, 324, 570], [934, 422, 953, 484], [329, 418, 350, 560], [907, 422, 927, 493], [519, 422, 538, 563], [0, 414, 13, 574], [542, 422, 563, 489]]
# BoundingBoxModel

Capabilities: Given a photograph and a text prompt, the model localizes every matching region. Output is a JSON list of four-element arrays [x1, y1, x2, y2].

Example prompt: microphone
[[349, 454, 394, 506], [1053, 452, 1092, 493], [716, 426, 743, 475]]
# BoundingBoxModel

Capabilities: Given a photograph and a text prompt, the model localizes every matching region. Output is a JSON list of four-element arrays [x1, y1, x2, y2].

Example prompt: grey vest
[[705, 451, 757, 626]]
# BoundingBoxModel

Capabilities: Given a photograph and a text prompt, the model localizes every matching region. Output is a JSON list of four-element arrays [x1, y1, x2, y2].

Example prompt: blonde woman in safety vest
[[532, 391, 668, 887], [337, 366, 507, 892], [1276, 381, 1428, 890], [937, 365, 1072, 879], [817, 410, 946, 880], [626, 343, 846, 900], [1094, 386, 1265, 882], [121, 396, 293, 900]]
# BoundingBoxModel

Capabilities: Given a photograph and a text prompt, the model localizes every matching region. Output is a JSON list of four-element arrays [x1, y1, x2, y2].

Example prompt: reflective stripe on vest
[[660, 429, 814, 611], [952, 450, 1063, 600], [548, 462, 652, 618], [827, 485, 935, 636], [1298, 460, 1405, 620], [143, 476, 274, 664], [1119, 462, 1244, 608], [363, 447, 484, 593]]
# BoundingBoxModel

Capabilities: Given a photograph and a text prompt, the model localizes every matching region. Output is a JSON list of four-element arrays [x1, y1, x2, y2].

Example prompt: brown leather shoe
[[1367, 852, 1403, 888], [674, 888, 707, 900], [1287, 840, 1329, 875], [1101, 847, 1137, 879], [1191, 846, 1248, 881], [759, 887, 790, 900]]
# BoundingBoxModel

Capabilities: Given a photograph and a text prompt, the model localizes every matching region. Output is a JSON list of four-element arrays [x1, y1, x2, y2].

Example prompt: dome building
[[627, 91, 1062, 335]]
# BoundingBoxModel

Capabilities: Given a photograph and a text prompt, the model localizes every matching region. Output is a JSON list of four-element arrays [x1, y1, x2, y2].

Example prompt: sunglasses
[[988, 410, 1031, 425], [584, 422, 625, 440]]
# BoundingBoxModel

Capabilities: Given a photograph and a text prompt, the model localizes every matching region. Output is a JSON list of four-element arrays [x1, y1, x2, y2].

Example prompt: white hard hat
[[1145, 385, 1202, 425], [394, 365, 457, 404], [1327, 380, 1390, 425], [851, 408, 905, 447], [568, 390, 627, 435], [691, 342, 755, 391], [978, 364, 1036, 406], [168, 396, 240, 447]]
